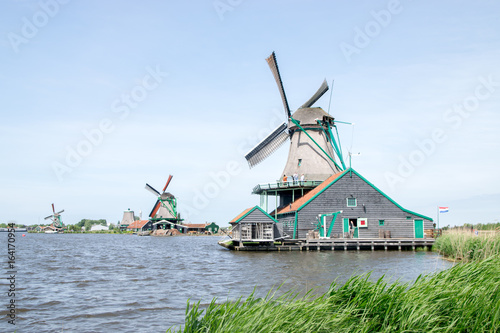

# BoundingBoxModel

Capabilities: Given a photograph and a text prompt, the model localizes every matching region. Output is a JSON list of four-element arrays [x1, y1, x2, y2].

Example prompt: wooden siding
[[276, 213, 295, 238], [240, 208, 275, 223], [295, 172, 433, 239]]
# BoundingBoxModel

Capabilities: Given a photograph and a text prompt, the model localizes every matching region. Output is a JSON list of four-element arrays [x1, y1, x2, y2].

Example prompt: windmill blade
[[149, 200, 161, 218], [145, 183, 161, 197], [245, 122, 289, 168], [300, 79, 329, 108], [44, 215, 54, 220], [52, 203, 55, 213], [162, 175, 173, 192], [56, 210, 64, 214], [266, 52, 291, 120]]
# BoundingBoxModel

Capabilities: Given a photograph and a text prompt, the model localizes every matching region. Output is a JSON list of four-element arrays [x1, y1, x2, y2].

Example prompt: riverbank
[[433, 229, 500, 262], [169, 255, 500, 332]]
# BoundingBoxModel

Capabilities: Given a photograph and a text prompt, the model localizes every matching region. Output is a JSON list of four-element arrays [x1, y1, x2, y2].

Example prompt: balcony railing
[[252, 180, 323, 194]]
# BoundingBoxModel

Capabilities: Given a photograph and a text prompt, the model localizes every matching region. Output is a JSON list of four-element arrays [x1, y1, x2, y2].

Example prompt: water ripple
[[0, 233, 453, 332]]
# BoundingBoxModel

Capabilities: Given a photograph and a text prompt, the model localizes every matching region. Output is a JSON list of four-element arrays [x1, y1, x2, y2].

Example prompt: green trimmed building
[[229, 206, 280, 243], [229, 168, 433, 243], [274, 168, 433, 240]]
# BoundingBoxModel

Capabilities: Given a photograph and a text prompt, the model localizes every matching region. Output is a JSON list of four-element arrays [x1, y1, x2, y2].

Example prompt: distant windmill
[[245, 52, 348, 181], [44, 203, 64, 229], [145, 175, 184, 231]]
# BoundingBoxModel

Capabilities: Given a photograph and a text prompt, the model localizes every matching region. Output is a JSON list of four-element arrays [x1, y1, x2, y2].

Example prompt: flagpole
[[437, 206, 439, 230]]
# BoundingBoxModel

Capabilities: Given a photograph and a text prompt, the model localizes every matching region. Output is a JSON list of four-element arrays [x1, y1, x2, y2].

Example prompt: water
[[1, 233, 453, 332]]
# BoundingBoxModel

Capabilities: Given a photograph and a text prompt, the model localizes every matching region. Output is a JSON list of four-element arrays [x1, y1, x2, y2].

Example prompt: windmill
[[145, 175, 184, 232], [246, 52, 349, 210], [44, 203, 64, 229]]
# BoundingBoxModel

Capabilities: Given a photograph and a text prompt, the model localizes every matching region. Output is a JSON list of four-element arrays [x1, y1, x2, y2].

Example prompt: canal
[[0, 234, 453, 332]]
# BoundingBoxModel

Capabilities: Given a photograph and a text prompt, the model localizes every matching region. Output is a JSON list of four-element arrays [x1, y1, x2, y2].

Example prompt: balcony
[[252, 180, 323, 195]]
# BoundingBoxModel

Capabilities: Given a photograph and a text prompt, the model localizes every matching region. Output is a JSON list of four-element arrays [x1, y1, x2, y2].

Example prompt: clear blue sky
[[1, 0, 499, 227]]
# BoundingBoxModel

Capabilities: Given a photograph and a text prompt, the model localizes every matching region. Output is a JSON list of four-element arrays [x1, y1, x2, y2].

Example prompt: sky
[[1, 0, 499, 227]]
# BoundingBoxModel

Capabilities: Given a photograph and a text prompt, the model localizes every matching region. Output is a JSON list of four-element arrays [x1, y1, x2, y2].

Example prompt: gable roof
[[230, 205, 278, 224], [277, 168, 433, 221], [127, 220, 149, 229], [230, 207, 253, 224]]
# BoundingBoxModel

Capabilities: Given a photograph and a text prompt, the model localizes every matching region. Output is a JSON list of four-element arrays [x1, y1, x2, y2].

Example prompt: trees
[[76, 219, 108, 231]]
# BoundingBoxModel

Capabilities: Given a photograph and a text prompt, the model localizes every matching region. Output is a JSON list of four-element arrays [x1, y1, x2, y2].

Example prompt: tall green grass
[[433, 229, 500, 262], [169, 256, 500, 333]]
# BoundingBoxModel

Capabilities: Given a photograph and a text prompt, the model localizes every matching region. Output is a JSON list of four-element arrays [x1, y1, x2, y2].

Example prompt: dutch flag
[[439, 207, 449, 213]]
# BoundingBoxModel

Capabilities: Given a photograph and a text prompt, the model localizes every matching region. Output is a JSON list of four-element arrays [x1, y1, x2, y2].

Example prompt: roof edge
[[234, 206, 279, 224], [346, 168, 433, 221], [296, 168, 433, 221]]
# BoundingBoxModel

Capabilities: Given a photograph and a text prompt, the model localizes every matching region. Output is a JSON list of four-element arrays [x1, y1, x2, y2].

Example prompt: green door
[[414, 219, 424, 238], [343, 218, 349, 237], [353, 227, 359, 238]]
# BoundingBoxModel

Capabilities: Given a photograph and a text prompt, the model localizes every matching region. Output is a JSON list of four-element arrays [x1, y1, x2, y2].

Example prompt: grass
[[433, 228, 500, 262], [168, 256, 500, 333]]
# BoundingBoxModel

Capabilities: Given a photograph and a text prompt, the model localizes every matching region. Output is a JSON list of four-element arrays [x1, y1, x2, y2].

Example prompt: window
[[347, 197, 357, 207], [298, 159, 302, 166], [379, 220, 385, 226], [406, 216, 411, 220]]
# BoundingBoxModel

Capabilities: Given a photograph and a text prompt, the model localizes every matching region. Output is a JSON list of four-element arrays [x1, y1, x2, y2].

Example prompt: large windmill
[[246, 52, 348, 210], [44, 203, 64, 230], [145, 175, 184, 231]]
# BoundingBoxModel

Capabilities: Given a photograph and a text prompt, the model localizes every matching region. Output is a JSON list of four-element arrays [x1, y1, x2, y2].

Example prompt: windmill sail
[[266, 52, 291, 119], [300, 79, 329, 108], [145, 183, 161, 196], [245, 122, 289, 168], [163, 175, 173, 192], [149, 200, 161, 218]]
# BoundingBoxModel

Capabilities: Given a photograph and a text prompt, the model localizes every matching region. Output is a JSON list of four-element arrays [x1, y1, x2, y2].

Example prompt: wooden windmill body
[[245, 52, 347, 210]]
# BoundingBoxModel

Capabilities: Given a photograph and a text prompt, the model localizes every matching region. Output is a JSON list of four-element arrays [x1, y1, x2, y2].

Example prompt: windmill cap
[[291, 107, 331, 126]]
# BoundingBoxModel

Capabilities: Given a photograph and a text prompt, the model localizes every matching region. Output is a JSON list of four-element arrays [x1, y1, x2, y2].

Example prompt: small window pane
[[347, 198, 357, 207], [379, 220, 384, 226]]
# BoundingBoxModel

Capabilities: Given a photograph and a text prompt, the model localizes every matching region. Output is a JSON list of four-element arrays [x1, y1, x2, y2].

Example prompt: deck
[[220, 238, 435, 251]]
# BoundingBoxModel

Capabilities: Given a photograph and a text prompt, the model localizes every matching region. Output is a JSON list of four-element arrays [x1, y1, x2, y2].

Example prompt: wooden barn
[[127, 220, 153, 232], [229, 206, 281, 243], [274, 168, 433, 240]]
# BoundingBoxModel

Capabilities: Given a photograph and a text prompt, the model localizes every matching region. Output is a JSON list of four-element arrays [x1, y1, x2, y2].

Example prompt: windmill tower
[[145, 175, 184, 231], [119, 208, 135, 230], [44, 203, 64, 230], [246, 52, 347, 210]]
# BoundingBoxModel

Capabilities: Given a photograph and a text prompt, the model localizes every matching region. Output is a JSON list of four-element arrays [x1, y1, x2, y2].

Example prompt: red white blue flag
[[439, 207, 449, 213]]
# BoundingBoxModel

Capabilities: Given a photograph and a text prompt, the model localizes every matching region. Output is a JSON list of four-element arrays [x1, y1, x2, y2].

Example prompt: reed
[[169, 256, 500, 333], [433, 228, 500, 262]]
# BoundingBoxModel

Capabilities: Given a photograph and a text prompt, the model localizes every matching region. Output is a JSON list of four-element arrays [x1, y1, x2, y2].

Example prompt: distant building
[[127, 220, 153, 232], [119, 209, 135, 231], [90, 225, 109, 231], [206, 222, 220, 234], [184, 223, 209, 234]]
